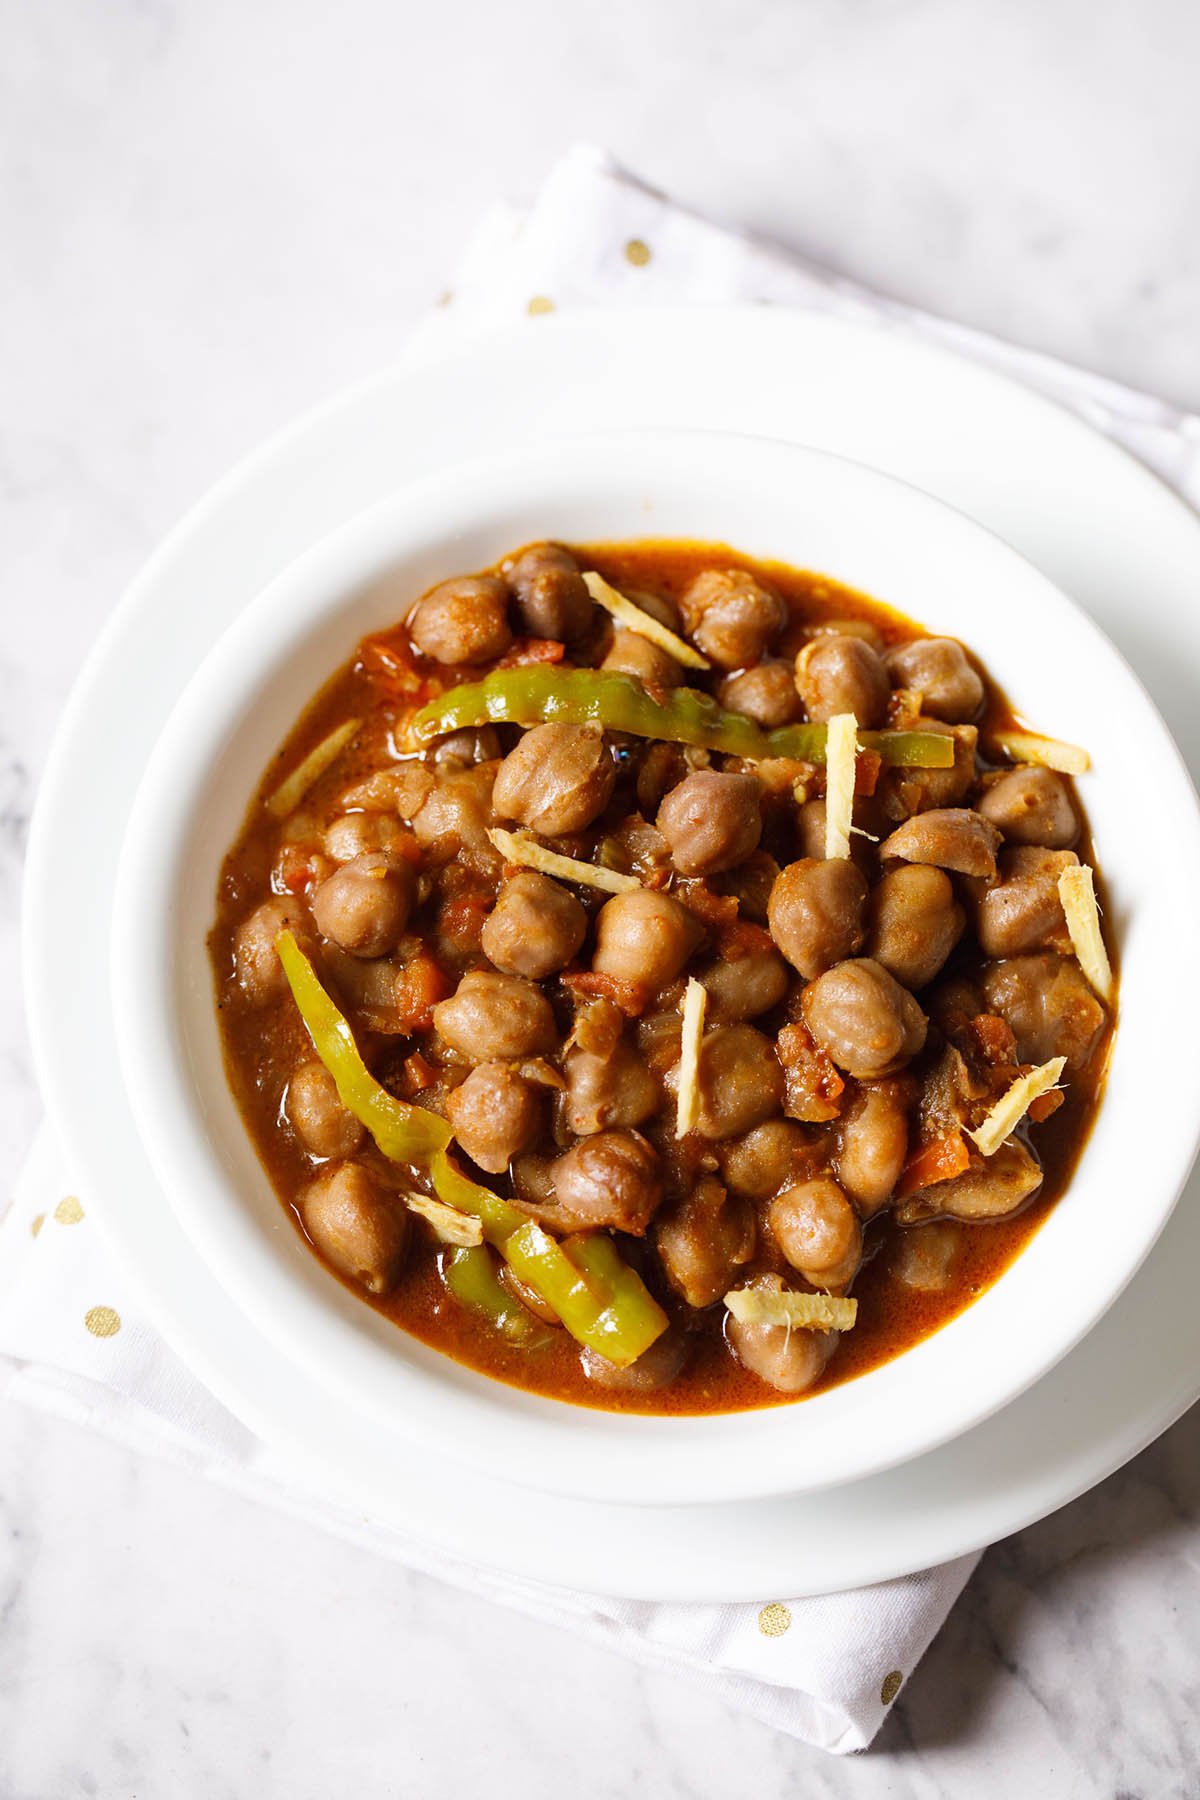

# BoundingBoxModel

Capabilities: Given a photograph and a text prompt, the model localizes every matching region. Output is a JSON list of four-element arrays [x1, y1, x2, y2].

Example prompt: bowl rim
[[110, 425, 1200, 1507]]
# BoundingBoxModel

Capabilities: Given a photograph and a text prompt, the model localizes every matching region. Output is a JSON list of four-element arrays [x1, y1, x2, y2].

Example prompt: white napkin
[[5, 144, 1199, 1755]]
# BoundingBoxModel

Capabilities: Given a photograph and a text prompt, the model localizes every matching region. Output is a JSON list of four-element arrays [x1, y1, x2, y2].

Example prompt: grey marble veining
[[3, 0, 1200, 1793]]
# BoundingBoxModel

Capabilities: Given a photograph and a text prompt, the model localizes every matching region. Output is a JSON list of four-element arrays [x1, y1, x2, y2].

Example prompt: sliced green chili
[[442, 1246, 553, 1347], [432, 1151, 668, 1368], [563, 1233, 673, 1365], [276, 931, 667, 1368], [276, 929, 451, 1161], [411, 667, 954, 768]]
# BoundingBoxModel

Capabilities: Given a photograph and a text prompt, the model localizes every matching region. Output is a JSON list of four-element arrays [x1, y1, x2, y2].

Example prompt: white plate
[[24, 308, 1200, 1598]]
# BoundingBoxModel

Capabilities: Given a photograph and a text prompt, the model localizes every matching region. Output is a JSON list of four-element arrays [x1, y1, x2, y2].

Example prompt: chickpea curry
[[210, 540, 1116, 1413]]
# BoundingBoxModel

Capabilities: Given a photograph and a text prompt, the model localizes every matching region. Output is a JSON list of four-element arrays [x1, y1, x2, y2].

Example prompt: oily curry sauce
[[211, 540, 1114, 1415]]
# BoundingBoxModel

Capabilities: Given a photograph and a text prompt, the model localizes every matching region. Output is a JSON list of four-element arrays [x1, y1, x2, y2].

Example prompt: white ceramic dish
[[111, 424, 1200, 1508], [24, 307, 1200, 1594]]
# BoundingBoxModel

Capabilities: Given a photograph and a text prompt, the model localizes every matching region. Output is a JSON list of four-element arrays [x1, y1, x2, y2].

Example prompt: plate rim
[[23, 303, 1200, 1597]]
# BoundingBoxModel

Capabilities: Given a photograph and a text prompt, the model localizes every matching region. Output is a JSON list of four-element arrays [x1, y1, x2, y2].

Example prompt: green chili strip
[[442, 1246, 553, 1347], [426, 1146, 527, 1241], [563, 1233, 672, 1364], [276, 931, 667, 1367], [411, 667, 954, 768], [431, 1152, 668, 1367], [276, 930, 452, 1161]]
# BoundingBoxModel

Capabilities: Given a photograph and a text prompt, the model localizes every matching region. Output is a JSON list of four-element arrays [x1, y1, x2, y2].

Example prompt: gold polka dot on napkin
[[624, 237, 651, 267], [757, 1602, 792, 1637], [84, 1306, 121, 1339], [526, 294, 556, 315], [880, 1669, 904, 1705], [55, 1195, 85, 1224]]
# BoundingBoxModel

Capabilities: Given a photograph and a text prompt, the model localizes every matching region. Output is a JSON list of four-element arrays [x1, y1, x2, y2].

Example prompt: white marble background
[[3, 1, 1200, 1793]]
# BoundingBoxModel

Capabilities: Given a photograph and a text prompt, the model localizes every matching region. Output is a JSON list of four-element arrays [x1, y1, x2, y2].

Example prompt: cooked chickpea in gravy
[[210, 540, 1115, 1413]]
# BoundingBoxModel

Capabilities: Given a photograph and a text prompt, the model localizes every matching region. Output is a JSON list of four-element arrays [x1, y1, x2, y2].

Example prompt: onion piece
[[1058, 863, 1115, 1003], [823, 712, 858, 860], [487, 827, 641, 894], [266, 719, 361, 819], [402, 1191, 484, 1247], [675, 977, 707, 1139], [991, 728, 1090, 775], [724, 1286, 858, 1332], [582, 570, 711, 670], [966, 1057, 1068, 1158]]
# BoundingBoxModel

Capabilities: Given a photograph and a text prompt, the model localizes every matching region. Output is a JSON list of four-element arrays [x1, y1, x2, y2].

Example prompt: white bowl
[[111, 429, 1200, 1507]]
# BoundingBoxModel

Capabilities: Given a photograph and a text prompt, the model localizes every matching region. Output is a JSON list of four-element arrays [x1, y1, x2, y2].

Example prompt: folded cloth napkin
[[5, 144, 1199, 1755]]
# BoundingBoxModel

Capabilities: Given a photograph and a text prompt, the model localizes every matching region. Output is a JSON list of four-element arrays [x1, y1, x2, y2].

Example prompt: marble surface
[[2, 0, 1200, 1792]]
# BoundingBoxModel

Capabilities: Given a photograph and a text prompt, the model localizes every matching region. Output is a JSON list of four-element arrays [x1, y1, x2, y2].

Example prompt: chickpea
[[602, 628, 682, 689], [408, 575, 512, 665], [561, 1040, 660, 1135], [795, 635, 889, 728], [429, 726, 502, 767], [800, 958, 928, 1079], [339, 764, 434, 818], [879, 808, 1001, 879], [981, 953, 1107, 1072], [299, 1162, 408, 1295], [413, 763, 502, 877], [480, 872, 587, 980], [506, 543, 593, 642], [655, 1178, 755, 1308], [835, 1081, 909, 1214], [769, 1177, 862, 1288], [492, 722, 616, 835], [719, 660, 802, 728], [793, 800, 875, 873], [592, 889, 703, 992], [656, 770, 763, 876], [580, 1329, 689, 1393], [719, 1118, 808, 1200], [323, 812, 410, 864], [679, 568, 787, 670], [865, 864, 964, 989], [978, 766, 1079, 849], [696, 951, 790, 1023], [233, 897, 304, 1005], [885, 638, 984, 723], [432, 970, 557, 1063], [768, 858, 868, 980], [883, 719, 978, 813], [625, 587, 683, 631], [893, 1221, 962, 1292], [311, 851, 415, 958], [676, 1024, 785, 1141], [286, 1061, 365, 1159], [547, 1130, 663, 1234], [445, 1063, 542, 1174], [725, 1277, 836, 1394], [974, 846, 1077, 958]]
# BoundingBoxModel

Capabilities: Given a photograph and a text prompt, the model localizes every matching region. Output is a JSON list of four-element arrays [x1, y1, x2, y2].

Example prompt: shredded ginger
[[675, 978, 707, 1138], [823, 712, 858, 860], [723, 1286, 858, 1332], [1058, 863, 1115, 1004], [402, 1192, 484, 1248], [582, 570, 711, 670], [992, 728, 1090, 776], [487, 827, 640, 894], [967, 1057, 1068, 1157], [266, 718, 360, 819]]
